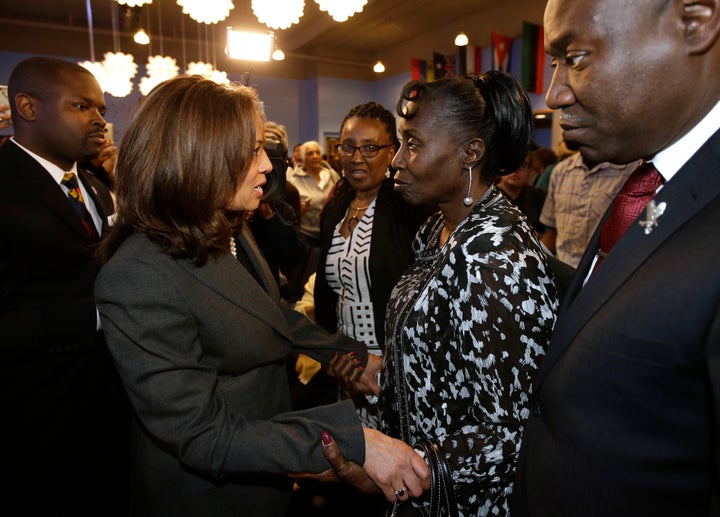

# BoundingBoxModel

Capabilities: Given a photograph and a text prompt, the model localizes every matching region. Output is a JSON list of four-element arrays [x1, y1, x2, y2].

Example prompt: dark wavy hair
[[396, 70, 532, 183], [333, 101, 400, 204], [97, 75, 263, 266]]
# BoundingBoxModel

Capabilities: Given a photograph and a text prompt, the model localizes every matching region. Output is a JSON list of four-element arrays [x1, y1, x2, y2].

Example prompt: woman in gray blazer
[[94, 76, 429, 517]]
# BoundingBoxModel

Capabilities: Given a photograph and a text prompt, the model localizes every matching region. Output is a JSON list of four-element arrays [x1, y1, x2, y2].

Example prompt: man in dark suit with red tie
[[512, 0, 720, 515], [0, 57, 129, 515]]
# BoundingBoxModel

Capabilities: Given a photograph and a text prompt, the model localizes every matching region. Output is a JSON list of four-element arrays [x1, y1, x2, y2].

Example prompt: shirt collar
[[10, 136, 77, 184], [651, 99, 720, 183]]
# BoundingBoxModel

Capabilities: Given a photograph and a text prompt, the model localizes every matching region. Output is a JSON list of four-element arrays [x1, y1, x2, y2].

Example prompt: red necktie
[[62, 172, 99, 239], [596, 162, 663, 266]]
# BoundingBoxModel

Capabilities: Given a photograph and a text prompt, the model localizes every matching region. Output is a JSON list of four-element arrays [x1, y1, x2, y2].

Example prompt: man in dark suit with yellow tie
[[0, 57, 129, 515], [512, 0, 720, 515]]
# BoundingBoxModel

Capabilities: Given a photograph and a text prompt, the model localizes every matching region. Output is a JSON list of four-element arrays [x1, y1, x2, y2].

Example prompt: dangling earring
[[463, 165, 474, 206]]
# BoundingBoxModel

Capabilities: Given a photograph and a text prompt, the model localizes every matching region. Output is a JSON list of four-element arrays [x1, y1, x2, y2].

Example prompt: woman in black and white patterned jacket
[[331, 71, 559, 516]]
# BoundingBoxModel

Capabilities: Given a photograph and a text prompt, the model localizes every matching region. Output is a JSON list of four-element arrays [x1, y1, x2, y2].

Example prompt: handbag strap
[[414, 440, 459, 517]]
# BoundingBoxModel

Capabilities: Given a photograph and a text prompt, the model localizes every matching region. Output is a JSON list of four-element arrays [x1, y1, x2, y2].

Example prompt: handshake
[[290, 352, 431, 504]]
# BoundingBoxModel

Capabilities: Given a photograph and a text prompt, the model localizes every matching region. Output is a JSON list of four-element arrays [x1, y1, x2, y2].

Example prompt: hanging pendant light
[[140, 56, 179, 95], [101, 0, 138, 97], [373, 60, 385, 73], [116, 0, 153, 6], [78, 0, 109, 91], [252, 0, 305, 30], [139, 2, 179, 96], [454, 32, 469, 46], [133, 28, 150, 45], [177, 0, 234, 24], [315, 0, 367, 22]]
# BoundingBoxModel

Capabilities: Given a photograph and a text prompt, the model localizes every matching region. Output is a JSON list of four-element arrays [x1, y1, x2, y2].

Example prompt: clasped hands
[[290, 352, 430, 502]]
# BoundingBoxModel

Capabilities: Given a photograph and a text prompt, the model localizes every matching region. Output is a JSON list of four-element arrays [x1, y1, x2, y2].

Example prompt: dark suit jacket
[[95, 227, 367, 517], [0, 139, 130, 514], [513, 129, 720, 515]]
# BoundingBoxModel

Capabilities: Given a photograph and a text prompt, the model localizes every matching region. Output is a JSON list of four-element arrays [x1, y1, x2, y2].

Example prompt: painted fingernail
[[321, 431, 333, 446], [348, 351, 358, 358]]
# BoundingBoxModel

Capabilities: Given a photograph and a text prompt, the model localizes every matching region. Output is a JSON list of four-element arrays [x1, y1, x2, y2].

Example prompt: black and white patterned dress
[[379, 185, 558, 516]]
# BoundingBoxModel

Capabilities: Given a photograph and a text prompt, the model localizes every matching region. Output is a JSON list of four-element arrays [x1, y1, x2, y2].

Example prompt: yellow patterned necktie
[[61, 172, 98, 238]]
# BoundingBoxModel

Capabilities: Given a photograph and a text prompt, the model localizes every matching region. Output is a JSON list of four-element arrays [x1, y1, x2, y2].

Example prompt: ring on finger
[[394, 486, 407, 498]]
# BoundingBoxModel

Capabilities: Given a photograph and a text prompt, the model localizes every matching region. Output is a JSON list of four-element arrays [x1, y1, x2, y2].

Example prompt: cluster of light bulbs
[[89, 0, 384, 98]]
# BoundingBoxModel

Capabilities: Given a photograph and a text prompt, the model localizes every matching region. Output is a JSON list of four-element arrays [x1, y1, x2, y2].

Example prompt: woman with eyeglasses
[[314, 102, 428, 424], [289, 101, 429, 517]]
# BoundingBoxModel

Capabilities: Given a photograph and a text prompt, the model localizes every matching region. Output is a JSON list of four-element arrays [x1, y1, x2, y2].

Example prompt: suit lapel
[[3, 141, 95, 241], [537, 131, 720, 385], [235, 225, 281, 300], [176, 237, 292, 342], [78, 168, 115, 233]]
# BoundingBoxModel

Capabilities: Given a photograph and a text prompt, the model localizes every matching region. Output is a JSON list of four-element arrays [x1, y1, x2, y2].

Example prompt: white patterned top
[[325, 199, 380, 355]]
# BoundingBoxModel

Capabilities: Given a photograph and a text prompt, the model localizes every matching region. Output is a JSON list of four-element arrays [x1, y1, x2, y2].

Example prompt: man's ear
[[679, 0, 720, 54], [14, 93, 38, 122]]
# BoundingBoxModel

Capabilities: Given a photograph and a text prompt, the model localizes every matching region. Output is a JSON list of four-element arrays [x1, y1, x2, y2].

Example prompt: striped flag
[[465, 45, 483, 74], [521, 21, 545, 93], [411, 58, 428, 81], [492, 32, 513, 72]]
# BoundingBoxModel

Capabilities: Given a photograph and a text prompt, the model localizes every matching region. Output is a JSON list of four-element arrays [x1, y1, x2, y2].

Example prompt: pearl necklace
[[230, 237, 237, 258], [347, 202, 370, 232]]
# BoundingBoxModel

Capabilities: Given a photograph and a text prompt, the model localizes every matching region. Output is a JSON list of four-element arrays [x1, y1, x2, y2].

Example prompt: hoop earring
[[463, 165, 474, 206]]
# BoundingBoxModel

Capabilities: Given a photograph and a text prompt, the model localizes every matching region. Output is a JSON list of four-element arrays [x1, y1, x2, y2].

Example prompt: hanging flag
[[465, 45, 482, 74], [411, 58, 428, 81], [433, 52, 456, 80], [492, 32, 513, 72], [521, 22, 545, 93]]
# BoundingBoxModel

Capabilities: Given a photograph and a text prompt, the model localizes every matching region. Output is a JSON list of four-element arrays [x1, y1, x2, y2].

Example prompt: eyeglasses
[[335, 143, 393, 158]]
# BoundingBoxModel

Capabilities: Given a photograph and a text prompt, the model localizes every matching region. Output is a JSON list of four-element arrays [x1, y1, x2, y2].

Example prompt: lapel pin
[[639, 200, 667, 235]]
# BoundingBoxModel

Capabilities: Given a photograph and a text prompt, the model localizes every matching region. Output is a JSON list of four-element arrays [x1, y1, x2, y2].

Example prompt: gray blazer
[[95, 227, 367, 516]]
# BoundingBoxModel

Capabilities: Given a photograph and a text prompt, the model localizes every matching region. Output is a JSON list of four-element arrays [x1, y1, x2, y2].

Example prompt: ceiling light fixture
[[373, 60, 385, 73], [454, 32, 469, 46], [252, 0, 305, 30], [177, 0, 234, 24], [133, 28, 150, 44], [315, 0, 367, 22], [102, 0, 138, 97], [186, 61, 230, 84], [272, 49, 285, 61], [226, 28, 274, 62], [139, 2, 179, 96], [115, 0, 153, 6], [79, 0, 109, 91], [139, 55, 179, 95]]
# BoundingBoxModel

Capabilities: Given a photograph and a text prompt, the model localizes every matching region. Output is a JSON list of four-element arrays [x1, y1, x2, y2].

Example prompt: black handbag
[[385, 439, 459, 517]]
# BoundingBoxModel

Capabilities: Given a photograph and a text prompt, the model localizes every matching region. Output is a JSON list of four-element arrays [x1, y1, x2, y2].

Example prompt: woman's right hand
[[362, 427, 431, 502]]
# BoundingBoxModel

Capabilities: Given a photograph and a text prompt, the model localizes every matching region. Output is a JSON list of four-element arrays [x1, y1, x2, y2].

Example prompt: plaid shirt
[[540, 152, 641, 267]]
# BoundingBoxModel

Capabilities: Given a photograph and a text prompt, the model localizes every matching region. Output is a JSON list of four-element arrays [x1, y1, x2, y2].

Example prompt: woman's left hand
[[327, 352, 381, 396], [288, 431, 379, 495]]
